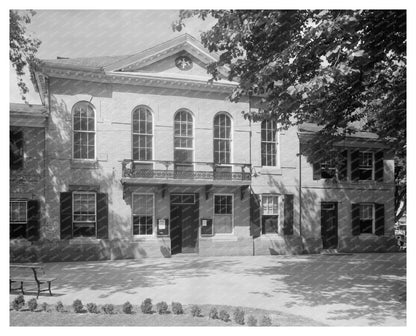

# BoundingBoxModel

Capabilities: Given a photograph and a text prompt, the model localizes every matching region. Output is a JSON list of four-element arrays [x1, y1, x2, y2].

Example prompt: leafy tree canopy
[[10, 9, 41, 101], [173, 10, 406, 220]]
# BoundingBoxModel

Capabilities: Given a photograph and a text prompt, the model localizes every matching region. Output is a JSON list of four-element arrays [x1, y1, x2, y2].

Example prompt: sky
[[9, 10, 215, 104]]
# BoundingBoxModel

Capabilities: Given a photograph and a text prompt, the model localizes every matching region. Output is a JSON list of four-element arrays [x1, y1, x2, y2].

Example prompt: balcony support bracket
[[240, 185, 249, 200], [161, 184, 167, 199], [205, 184, 213, 200]]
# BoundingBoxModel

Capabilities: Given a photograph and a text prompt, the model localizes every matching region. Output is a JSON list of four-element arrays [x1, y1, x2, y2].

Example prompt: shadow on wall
[[11, 95, 171, 262]]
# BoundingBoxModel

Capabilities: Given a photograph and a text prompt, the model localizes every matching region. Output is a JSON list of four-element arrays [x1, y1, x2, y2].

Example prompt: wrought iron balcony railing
[[122, 160, 251, 181]]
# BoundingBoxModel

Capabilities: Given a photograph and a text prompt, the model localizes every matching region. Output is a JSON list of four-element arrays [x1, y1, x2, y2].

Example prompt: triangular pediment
[[104, 34, 228, 79]]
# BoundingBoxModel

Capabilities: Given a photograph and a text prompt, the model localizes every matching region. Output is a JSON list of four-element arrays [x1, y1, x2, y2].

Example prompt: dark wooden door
[[321, 202, 338, 249], [170, 194, 199, 254]]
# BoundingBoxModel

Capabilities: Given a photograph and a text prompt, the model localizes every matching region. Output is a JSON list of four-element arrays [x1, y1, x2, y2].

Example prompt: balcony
[[121, 160, 251, 186]]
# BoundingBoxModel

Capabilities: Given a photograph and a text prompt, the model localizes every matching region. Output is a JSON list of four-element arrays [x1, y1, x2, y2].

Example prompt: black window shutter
[[60, 192, 73, 240], [283, 194, 294, 235], [96, 193, 109, 239], [375, 151, 384, 182], [313, 160, 321, 180], [27, 200, 40, 241], [338, 150, 348, 180], [375, 203, 385, 236], [351, 150, 360, 181], [351, 203, 360, 236], [250, 192, 261, 238]]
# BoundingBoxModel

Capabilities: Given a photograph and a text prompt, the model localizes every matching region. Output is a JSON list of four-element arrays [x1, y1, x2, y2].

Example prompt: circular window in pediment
[[175, 55, 193, 71]]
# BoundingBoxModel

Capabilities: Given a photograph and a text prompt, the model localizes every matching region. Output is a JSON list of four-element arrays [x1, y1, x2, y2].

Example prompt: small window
[[132, 106, 153, 161], [73, 102, 95, 160], [73, 192, 96, 237], [359, 151, 374, 180], [132, 194, 154, 235], [214, 195, 233, 234], [359, 204, 374, 234], [262, 195, 279, 234], [261, 120, 277, 166], [10, 128, 24, 170], [10, 201, 27, 239], [321, 158, 336, 179]]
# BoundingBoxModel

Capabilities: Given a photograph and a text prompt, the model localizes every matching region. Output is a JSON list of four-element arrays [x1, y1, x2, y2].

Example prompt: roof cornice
[[41, 67, 238, 93]]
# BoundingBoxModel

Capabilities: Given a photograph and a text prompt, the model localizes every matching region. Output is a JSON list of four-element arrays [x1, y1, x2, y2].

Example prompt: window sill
[[70, 160, 98, 169], [259, 167, 282, 175], [200, 235, 238, 241], [69, 237, 101, 245], [132, 235, 159, 241], [10, 238, 32, 246]]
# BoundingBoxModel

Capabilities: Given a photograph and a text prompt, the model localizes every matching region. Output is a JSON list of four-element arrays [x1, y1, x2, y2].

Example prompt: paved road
[[10, 253, 406, 326]]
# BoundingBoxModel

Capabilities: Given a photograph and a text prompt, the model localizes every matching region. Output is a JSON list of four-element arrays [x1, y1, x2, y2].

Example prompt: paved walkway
[[10, 253, 406, 326]]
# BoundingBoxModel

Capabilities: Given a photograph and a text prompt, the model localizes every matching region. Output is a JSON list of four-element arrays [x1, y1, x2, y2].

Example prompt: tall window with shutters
[[262, 195, 279, 234], [352, 202, 384, 236], [73, 101, 95, 160], [213, 113, 232, 165], [132, 106, 153, 162], [60, 191, 108, 240], [261, 120, 278, 167]]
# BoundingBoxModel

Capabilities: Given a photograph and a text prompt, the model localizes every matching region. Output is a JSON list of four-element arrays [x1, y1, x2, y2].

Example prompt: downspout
[[298, 133, 304, 253], [248, 92, 255, 256]]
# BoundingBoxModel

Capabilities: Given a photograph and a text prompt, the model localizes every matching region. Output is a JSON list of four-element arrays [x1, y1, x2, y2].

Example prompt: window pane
[[214, 215, 232, 234], [10, 202, 27, 222], [262, 215, 278, 234]]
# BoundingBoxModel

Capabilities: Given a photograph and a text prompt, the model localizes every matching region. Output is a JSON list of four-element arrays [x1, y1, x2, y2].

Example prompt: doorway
[[170, 193, 199, 254], [321, 202, 338, 249]]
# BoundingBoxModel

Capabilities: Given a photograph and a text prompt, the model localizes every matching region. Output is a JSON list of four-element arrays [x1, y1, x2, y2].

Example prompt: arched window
[[174, 110, 193, 167], [261, 120, 277, 166], [73, 101, 95, 160], [213, 113, 232, 164], [132, 106, 153, 161]]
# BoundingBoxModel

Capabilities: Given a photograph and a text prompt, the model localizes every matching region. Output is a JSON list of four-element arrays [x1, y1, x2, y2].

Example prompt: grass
[[9, 303, 326, 326]]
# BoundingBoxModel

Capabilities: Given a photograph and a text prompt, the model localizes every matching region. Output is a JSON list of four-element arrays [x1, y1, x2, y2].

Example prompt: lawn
[[9, 304, 325, 326]]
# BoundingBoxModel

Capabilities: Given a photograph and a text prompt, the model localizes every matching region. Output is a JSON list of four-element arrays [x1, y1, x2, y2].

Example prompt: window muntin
[[10, 201, 27, 223], [213, 113, 231, 165], [359, 203, 374, 234], [73, 192, 96, 237], [321, 158, 337, 179], [132, 193, 154, 235], [73, 102, 95, 160], [262, 195, 279, 234], [261, 120, 277, 166], [174, 110, 193, 164], [359, 151, 374, 180], [10, 129, 24, 170], [132, 106, 153, 161], [214, 195, 233, 234]]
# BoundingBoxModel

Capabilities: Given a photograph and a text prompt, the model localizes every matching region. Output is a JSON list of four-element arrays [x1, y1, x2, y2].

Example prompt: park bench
[[10, 264, 56, 299]]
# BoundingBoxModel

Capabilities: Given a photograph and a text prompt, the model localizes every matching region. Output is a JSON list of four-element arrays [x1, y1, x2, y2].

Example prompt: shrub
[[233, 308, 245, 325], [28, 298, 37, 312], [72, 299, 83, 313], [259, 315, 272, 326], [171, 302, 183, 315], [190, 305, 201, 317], [86, 302, 99, 314], [41, 302, 48, 312], [247, 315, 257, 326], [102, 304, 115, 314], [12, 294, 25, 311], [122, 301, 133, 314], [209, 307, 218, 319], [156, 301, 169, 314], [141, 298, 153, 314], [219, 310, 230, 322], [55, 301, 64, 312]]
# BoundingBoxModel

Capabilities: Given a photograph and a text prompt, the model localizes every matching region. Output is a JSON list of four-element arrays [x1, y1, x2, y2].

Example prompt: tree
[[173, 10, 406, 221], [10, 9, 41, 101]]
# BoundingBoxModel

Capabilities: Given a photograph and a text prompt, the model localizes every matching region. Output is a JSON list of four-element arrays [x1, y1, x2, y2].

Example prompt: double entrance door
[[321, 202, 338, 249], [170, 193, 199, 254]]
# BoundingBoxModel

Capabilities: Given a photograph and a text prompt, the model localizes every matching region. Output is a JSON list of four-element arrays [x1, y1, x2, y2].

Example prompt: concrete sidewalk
[[10, 253, 406, 326]]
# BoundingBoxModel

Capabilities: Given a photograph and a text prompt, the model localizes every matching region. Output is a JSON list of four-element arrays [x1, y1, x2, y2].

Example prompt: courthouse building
[[10, 34, 397, 261]]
